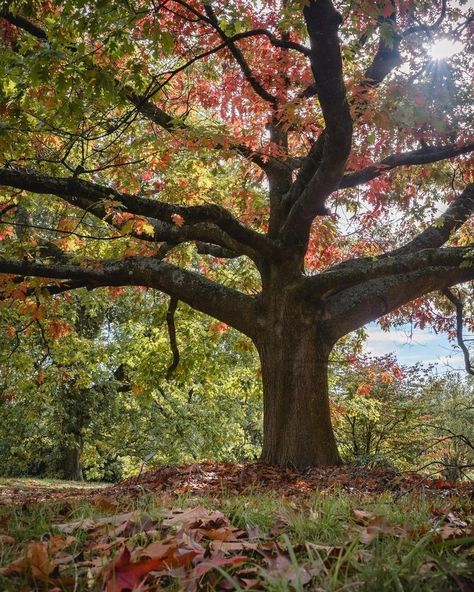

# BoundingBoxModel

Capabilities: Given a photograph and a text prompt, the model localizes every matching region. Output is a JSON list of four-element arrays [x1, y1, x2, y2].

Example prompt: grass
[[0, 482, 472, 591]]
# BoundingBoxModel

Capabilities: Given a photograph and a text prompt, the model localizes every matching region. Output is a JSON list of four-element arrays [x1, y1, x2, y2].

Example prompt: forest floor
[[0, 462, 473, 591]]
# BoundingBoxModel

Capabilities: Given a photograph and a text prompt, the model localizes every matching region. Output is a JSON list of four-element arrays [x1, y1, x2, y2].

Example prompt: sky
[[363, 322, 471, 375]]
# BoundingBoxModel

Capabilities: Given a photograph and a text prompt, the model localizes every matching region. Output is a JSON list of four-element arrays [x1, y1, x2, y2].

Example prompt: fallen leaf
[[189, 555, 246, 579], [162, 507, 227, 530], [56, 511, 139, 534], [210, 540, 258, 554], [103, 543, 201, 592], [352, 509, 375, 523]]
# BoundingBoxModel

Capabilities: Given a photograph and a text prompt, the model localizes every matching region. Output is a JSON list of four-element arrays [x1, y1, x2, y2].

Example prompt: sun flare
[[429, 38, 462, 60]]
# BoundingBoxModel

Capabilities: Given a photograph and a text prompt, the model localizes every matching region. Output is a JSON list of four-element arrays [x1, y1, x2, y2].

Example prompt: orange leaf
[[171, 213, 185, 226], [103, 545, 199, 592]]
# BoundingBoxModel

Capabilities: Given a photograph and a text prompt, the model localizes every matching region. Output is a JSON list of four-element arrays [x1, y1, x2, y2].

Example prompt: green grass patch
[[0, 485, 472, 591]]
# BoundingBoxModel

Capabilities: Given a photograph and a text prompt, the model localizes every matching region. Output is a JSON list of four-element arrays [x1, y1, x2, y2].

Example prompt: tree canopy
[[0, 0, 473, 467]]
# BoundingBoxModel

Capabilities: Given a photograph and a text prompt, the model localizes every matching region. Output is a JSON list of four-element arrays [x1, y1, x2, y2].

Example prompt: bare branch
[[308, 246, 474, 298], [196, 242, 240, 259], [442, 287, 474, 375], [324, 264, 474, 340], [166, 297, 180, 378]]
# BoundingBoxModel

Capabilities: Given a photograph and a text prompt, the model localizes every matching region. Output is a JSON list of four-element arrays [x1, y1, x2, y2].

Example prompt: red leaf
[[171, 213, 185, 226], [103, 544, 200, 592]]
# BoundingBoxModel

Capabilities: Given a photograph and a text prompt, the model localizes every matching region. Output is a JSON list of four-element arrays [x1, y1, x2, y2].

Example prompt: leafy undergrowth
[[0, 464, 473, 591]]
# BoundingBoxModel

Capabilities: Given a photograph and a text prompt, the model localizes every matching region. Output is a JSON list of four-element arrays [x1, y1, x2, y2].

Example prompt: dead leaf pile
[[0, 505, 287, 590], [1, 463, 471, 508], [112, 462, 472, 500], [1, 498, 473, 590]]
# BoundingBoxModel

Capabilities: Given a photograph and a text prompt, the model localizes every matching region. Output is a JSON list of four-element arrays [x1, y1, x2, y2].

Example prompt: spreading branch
[[308, 246, 474, 298], [340, 144, 474, 190], [0, 167, 279, 260], [0, 256, 258, 337], [325, 264, 474, 339]]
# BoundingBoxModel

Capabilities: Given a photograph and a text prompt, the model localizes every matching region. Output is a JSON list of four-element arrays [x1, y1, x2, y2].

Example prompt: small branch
[[166, 297, 180, 378], [0, 219, 124, 241], [0, 203, 16, 218], [402, 0, 447, 37], [441, 287, 474, 375], [203, 3, 278, 105], [1, 8, 270, 172]]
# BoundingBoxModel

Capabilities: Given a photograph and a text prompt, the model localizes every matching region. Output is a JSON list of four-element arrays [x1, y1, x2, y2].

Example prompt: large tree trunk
[[256, 288, 341, 468]]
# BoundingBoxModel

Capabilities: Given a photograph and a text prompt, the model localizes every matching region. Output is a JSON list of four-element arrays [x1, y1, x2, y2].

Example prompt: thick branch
[[308, 246, 474, 297], [340, 143, 474, 190], [281, 9, 401, 227], [0, 9, 47, 39], [196, 242, 240, 259], [280, 0, 352, 248], [351, 10, 401, 118], [0, 167, 279, 260], [324, 264, 474, 340], [0, 256, 257, 337]]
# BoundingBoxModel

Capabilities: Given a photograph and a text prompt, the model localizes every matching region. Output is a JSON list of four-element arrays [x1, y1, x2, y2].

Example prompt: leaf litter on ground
[[0, 462, 473, 591]]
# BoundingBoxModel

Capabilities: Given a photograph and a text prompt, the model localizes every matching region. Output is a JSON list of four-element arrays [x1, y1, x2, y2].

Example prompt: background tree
[[331, 354, 433, 468], [0, 287, 263, 480], [421, 374, 474, 480], [0, 0, 473, 467]]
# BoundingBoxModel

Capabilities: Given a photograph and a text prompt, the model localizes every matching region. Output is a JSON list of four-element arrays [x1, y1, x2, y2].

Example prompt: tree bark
[[256, 288, 341, 467]]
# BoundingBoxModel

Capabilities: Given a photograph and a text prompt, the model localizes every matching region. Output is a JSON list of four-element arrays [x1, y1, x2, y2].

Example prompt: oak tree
[[0, 0, 473, 467]]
